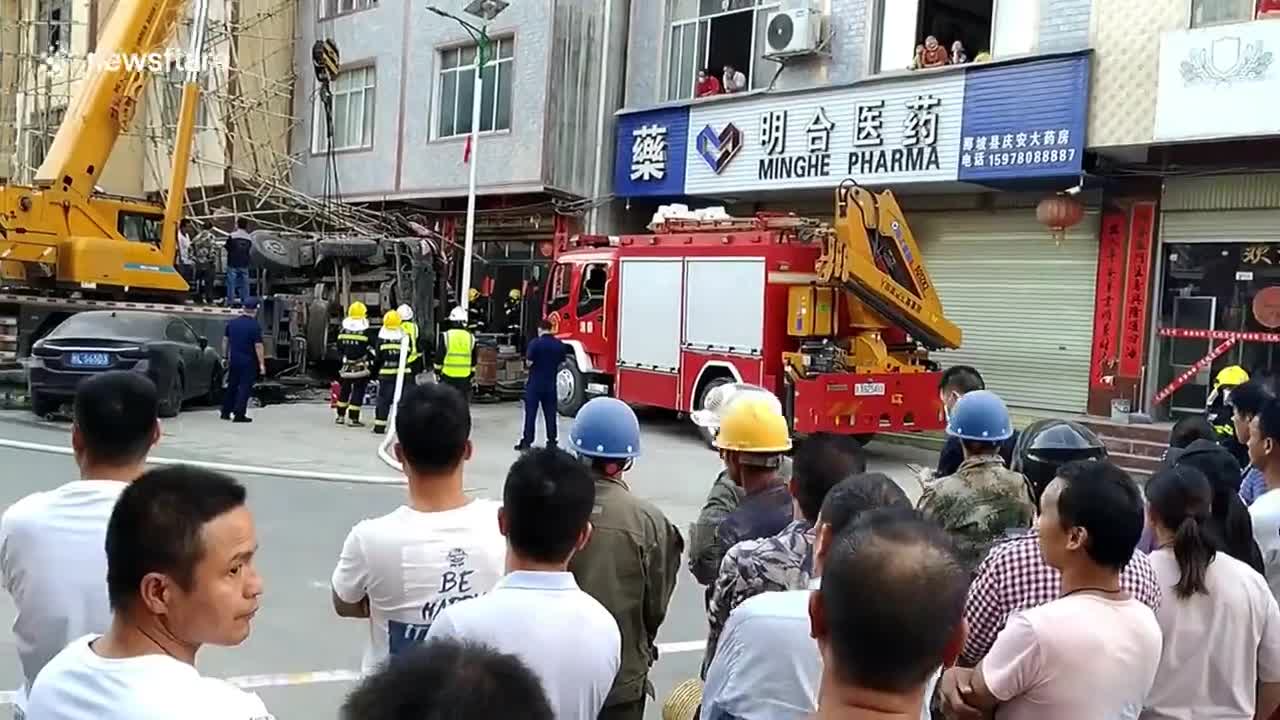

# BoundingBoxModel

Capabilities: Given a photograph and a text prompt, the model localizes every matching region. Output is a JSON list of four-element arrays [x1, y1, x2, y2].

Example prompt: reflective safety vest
[[402, 320, 420, 364], [378, 337, 411, 376], [441, 328, 474, 379]]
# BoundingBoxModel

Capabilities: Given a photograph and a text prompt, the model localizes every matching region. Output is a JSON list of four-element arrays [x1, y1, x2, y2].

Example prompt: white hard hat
[[448, 306, 468, 322], [690, 382, 781, 429], [396, 304, 413, 321]]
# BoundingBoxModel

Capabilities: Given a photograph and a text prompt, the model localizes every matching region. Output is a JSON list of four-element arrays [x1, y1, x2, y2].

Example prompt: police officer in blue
[[566, 398, 683, 720], [514, 319, 569, 451], [220, 297, 264, 423]]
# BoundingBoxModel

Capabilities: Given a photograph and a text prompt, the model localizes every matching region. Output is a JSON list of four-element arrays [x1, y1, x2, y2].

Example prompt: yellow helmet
[[1216, 365, 1249, 387], [509, 288, 522, 300], [382, 310, 402, 330], [347, 301, 367, 320], [714, 395, 792, 453], [469, 287, 480, 301]]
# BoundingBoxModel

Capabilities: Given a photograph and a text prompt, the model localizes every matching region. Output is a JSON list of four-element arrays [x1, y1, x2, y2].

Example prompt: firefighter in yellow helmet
[[335, 301, 374, 427], [504, 287, 524, 347], [467, 286, 490, 332], [434, 306, 476, 405], [371, 309, 412, 434], [1207, 364, 1250, 464], [396, 304, 422, 379]]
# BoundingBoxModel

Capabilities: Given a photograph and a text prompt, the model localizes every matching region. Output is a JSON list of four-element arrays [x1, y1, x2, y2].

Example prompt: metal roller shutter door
[[912, 211, 1100, 413]]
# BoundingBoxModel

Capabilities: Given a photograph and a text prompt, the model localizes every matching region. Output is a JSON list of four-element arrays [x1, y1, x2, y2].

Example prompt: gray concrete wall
[[291, 0, 553, 201], [1038, 0, 1092, 53]]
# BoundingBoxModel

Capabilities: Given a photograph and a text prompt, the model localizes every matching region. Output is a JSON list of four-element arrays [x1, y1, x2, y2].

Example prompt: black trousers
[[221, 363, 256, 419], [440, 375, 472, 406], [195, 261, 217, 303], [336, 377, 368, 422], [521, 385, 557, 446], [374, 373, 412, 432]]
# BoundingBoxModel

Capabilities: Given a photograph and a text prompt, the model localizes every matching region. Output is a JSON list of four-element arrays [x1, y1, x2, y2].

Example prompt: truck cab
[[544, 240, 618, 414]]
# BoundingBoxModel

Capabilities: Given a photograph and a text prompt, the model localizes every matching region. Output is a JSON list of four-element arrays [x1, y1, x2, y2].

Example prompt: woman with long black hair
[[1142, 466, 1280, 719]]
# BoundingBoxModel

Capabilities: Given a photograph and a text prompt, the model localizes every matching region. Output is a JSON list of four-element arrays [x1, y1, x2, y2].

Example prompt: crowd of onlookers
[[5, 364, 1280, 720]]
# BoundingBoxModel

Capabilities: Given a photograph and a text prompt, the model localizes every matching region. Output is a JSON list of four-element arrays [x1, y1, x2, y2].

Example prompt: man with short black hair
[[221, 297, 264, 423], [26, 466, 271, 719], [225, 217, 253, 306], [941, 460, 1162, 719], [700, 473, 915, 720], [811, 508, 969, 720], [515, 319, 569, 452], [331, 383, 505, 672], [935, 366, 1017, 477], [0, 372, 161, 717], [428, 448, 620, 717], [1248, 398, 1280, 598], [703, 433, 864, 674], [340, 639, 553, 720], [1233, 380, 1273, 505]]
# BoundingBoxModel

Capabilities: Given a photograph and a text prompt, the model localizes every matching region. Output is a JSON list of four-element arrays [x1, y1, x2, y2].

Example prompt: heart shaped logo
[[696, 123, 743, 174]]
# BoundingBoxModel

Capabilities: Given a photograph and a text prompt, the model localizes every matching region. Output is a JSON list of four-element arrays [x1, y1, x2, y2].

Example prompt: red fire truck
[[546, 180, 963, 441]]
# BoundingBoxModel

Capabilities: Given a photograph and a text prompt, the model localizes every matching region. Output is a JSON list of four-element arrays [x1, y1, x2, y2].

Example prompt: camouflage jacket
[[918, 454, 1036, 570], [192, 231, 220, 265], [701, 519, 814, 677], [688, 458, 793, 586]]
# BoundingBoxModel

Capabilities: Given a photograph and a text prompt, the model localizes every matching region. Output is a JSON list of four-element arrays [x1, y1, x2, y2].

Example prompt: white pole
[[459, 59, 483, 312]]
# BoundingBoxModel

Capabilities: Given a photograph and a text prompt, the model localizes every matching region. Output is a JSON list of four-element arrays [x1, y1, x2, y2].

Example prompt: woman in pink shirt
[[1142, 466, 1280, 720]]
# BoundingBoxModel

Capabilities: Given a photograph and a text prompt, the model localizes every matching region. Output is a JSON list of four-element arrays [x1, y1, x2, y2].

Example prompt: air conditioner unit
[[764, 2, 822, 59]]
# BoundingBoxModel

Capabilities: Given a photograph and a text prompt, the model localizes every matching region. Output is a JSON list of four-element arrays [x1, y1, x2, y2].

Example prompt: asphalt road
[[0, 401, 936, 719]]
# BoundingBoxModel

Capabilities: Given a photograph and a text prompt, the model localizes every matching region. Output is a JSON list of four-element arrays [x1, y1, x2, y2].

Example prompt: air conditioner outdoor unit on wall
[[764, 1, 823, 59]]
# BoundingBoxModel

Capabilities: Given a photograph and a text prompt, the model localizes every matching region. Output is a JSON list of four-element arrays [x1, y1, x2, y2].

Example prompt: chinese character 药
[[629, 124, 667, 182], [806, 107, 835, 154], [854, 101, 884, 147], [903, 94, 941, 147], [761, 110, 788, 156]]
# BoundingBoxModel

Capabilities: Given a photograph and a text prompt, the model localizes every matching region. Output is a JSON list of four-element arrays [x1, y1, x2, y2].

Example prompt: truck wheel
[[556, 359, 586, 417], [159, 372, 184, 418], [30, 390, 58, 418], [694, 376, 734, 448], [204, 364, 224, 405], [250, 230, 300, 273]]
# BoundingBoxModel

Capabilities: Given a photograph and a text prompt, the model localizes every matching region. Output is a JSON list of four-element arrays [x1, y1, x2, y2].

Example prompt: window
[[871, 0, 996, 75], [665, 0, 778, 101], [320, 0, 374, 19], [37, 0, 71, 55], [166, 321, 198, 345], [436, 37, 514, 139], [117, 213, 162, 245], [1191, 0, 1256, 26], [547, 262, 572, 316], [312, 65, 376, 153], [577, 263, 607, 316]]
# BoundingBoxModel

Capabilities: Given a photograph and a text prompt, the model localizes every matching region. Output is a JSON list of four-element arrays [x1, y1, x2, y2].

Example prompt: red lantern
[[1036, 194, 1085, 245]]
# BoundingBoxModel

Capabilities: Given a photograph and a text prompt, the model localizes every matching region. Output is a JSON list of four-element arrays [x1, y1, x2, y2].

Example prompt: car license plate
[[69, 352, 111, 368]]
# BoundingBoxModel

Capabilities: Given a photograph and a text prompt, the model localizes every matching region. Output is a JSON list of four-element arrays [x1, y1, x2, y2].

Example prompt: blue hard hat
[[570, 397, 641, 460], [946, 389, 1013, 442]]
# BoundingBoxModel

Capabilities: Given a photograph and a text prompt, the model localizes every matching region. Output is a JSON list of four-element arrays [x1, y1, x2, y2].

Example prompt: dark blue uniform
[[221, 312, 261, 421], [520, 333, 569, 447]]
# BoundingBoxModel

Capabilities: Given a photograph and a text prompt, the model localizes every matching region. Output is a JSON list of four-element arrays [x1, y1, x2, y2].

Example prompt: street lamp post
[[427, 0, 508, 313]]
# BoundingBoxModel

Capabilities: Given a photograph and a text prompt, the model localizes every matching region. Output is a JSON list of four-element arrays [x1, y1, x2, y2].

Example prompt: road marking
[[0, 641, 706, 704], [0, 438, 405, 485]]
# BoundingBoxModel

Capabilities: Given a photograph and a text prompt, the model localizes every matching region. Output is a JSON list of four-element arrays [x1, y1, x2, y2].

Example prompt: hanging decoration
[[1035, 194, 1085, 245]]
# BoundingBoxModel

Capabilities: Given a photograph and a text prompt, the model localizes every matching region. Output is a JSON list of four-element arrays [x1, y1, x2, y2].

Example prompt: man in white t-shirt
[[331, 382, 505, 671], [428, 447, 620, 718], [1248, 401, 1280, 599], [0, 371, 160, 717], [26, 465, 271, 719], [940, 460, 1162, 720]]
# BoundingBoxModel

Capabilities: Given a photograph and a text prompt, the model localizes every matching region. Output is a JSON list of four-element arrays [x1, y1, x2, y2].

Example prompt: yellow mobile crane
[[0, 0, 210, 295]]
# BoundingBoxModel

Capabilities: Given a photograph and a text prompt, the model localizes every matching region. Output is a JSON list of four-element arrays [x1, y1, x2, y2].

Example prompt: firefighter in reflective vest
[[435, 306, 476, 403], [372, 309, 412, 434], [335, 301, 373, 427], [397, 303, 422, 379], [1208, 364, 1250, 466]]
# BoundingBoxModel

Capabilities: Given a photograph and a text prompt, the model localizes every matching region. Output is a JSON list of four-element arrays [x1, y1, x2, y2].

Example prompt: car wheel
[[30, 390, 58, 418], [159, 372, 183, 418], [204, 364, 224, 405], [555, 358, 586, 418], [250, 230, 300, 273], [318, 237, 379, 260], [693, 376, 734, 449]]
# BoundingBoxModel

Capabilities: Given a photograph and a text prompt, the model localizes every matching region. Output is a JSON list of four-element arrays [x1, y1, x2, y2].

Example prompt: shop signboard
[[614, 106, 691, 197], [1089, 210, 1128, 388], [957, 55, 1089, 182], [1154, 20, 1280, 142], [682, 73, 965, 194]]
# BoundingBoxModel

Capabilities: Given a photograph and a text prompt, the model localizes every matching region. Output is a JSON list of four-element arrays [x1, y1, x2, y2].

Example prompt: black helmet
[[1013, 419, 1107, 501]]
